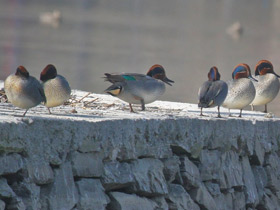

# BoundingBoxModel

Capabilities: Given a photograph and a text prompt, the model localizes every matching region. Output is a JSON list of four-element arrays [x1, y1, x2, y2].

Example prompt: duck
[[250, 60, 280, 113], [40, 64, 71, 114], [222, 63, 257, 117], [198, 66, 228, 117], [104, 64, 174, 112], [4, 66, 45, 117]]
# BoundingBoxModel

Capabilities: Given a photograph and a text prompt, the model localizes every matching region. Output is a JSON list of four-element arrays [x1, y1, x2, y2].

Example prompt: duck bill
[[249, 75, 258, 82], [163, 77, 174, 86]]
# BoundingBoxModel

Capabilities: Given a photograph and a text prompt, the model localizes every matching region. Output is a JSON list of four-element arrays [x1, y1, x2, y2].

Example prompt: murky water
[[1, 0, 280, 115]]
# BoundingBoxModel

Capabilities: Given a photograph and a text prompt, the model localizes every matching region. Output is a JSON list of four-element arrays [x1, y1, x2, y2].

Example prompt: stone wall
[[0, 93, 280, 209]]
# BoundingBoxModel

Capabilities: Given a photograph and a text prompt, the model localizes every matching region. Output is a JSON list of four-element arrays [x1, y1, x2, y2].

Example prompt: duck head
[[15, 66, 29, 78], [208, 66, 220, 81], [147, 64, 174, 86], [255, 60, 280, 78], [232, 63, 258, 81], [40, 64, 58, 82]]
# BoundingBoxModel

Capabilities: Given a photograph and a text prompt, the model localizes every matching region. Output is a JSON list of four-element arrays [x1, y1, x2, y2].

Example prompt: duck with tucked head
[[222, 63, 257, 117], [40, 64, 71, 114], [250, 60, 280, 113], [4, 66, 46, 117], [104, 64, 174, 112], [198, 66, 228, 117]]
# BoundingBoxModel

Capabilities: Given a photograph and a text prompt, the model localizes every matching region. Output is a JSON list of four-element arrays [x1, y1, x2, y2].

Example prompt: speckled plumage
[[4, 66, 45, 116], [222, 63, 256, 117], [198, 66, 228, 117], [104, 64, 174, 112], [250, 60, 280, 113], [40, 64, 71, 113]]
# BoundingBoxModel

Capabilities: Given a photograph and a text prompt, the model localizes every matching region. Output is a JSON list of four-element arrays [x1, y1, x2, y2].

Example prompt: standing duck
[[222, 63, 257, 117], [4, 66, 45, 117], [250, 60, 280, 113], [198, 66, 228, 117], [40, 64, 71, 114], [104, 64, 174, 112]]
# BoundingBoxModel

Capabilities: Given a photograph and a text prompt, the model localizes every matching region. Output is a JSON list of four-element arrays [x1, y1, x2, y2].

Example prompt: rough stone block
[[241, 156, 259, 206], [151, 196, 169, 210], [0, 153, 23, 175], [129, 158, 168, 196], [252, 166, 267, 199], [189, 183, 217, 210], [71, 151, 104, 177], [166, 184, 199, 210], [0, 200, 5, 210], [204, 182, 221, 197], [213, 192, 233, 210], [179, 156, 201, 190], [232, 191, 246, 210], [41, 162, 78, 210], [102, 161, 134, 191], [264, 152, 280, 193], [220, 151, 243, 190], [11, 181, 41, 210], [162, 156, 180, 183], [76, 178, 110, 210], [108, 192, 158, 210], [27, 161, 54, 185], [0, 178, 15, 198], [199, 149, 221, 181], [6, 196, 26, 210]]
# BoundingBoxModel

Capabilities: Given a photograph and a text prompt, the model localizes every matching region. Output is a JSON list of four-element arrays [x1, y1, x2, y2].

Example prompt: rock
[[204, 182, 221, 197], [102, 161, 134, 191], [10, 181, 41, 210], [252, 166, 267, 199], [0, 200, 5, 210], [241, 156, 259, 206], [189, 183, 217, 209], [179, 156, 201, 190], [257, 189, 280, 209], [232, 191, 246, 210], [162, 156, 180, 183], [0, 178, 15, 198], [108, 192, 158, 210], [220, 151, 243, 190], [151, 196, 169, 210], [26, 161, 54, 185], [6, 196, 26, 210], [128, 158, 168, 196], [41, 162, 78, 210], [214, 192, 233, 210], [250, 137, 265, 165], [199, 149, 221, 181], [264, 152, 280, 193], [71, 151, 104, 178], [76, 178, 110, 210], [0, 153, 23, 175], [166, 184, 199, 210]]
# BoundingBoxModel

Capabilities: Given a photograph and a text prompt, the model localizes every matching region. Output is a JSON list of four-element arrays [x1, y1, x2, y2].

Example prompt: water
[[1, 0, 280, 115]]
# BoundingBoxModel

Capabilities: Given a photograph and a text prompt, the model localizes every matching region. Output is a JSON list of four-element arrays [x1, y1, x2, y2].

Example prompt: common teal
[[4, 66, 45, 117], [104, 64, 174, 112], [198, 66, 228, 117], [222, 63, 257, 117], [40, 64, 71, 114], [250, 60, 280, 113]]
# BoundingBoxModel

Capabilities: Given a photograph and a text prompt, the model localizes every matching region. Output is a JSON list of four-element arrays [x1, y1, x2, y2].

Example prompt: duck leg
[[251, 104, 254, 111], [238, 109, 243, 117], [228, 109, 232, 117], [48, 108, 52, 114], [264, 104, 267, 113], [22, 109, 29, 117], [129, 103, 135, 113], [217, 106, 222, 118], [140, 99, 145, 111]]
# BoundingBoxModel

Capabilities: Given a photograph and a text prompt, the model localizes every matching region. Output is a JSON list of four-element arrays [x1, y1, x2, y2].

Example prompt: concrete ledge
[[0, 84, 280, 209]]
